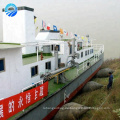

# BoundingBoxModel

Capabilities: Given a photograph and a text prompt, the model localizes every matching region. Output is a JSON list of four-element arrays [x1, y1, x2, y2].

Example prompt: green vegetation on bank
[[72, 59, 120, 120]]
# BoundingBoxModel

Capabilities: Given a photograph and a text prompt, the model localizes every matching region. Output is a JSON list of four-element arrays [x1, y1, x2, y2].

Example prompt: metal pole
[[37, 46, 39, 62], [54, 46, 58, 70], [57, 75, 58, 84], [72, 38, 75, 61]]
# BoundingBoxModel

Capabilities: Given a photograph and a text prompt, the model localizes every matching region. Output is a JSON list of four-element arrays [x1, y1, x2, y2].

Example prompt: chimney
[[2, 6, 36, 54]]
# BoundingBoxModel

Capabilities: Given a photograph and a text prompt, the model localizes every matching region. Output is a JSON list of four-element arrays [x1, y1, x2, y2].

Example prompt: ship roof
[[40, 30, 60, 33], [0, 43, 24, 50]]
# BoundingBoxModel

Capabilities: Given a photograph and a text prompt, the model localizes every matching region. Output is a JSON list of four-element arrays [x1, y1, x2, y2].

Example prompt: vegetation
[[72, 58, 120, 120]]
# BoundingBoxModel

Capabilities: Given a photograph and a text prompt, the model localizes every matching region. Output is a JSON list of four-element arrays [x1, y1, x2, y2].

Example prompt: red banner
[[0, 81, 48, 120]]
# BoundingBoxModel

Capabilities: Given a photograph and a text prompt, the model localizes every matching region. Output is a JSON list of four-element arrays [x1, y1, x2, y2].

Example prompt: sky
[[0, 0, 120, 59]]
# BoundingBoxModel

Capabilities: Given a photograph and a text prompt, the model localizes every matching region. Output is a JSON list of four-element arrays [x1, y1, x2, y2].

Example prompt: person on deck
[[107, 72, 113, 90]]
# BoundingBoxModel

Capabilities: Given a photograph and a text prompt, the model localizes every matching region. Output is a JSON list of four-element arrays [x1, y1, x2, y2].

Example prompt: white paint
[[0, 6, 94, 99], [0, 47, 56, 98], [36, 32, 60, 40], [3, 8, 36, 54], [0, 41, 94, 99]]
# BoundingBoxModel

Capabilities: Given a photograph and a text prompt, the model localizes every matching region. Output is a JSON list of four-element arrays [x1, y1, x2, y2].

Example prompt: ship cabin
[[0, 37, 94, 99]]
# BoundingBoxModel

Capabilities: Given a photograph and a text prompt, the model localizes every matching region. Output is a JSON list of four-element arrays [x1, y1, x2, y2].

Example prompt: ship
[[0, 6, 104, 120]]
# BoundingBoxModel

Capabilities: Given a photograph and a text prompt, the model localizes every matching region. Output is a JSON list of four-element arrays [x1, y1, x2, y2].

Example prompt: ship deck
[[22, 45, 97, 65], [22, 55, 53, 65], [48, 67, 78, 95], [8, 44, 104, 120], [9, 56, 98, 120], [48, 56, 95, 95]]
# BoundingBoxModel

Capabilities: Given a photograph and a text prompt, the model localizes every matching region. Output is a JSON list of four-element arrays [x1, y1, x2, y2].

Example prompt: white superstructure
[[2, 6, 36, 54], [0, 6, 94, 99], [36, 30, 60, 40], [0, 42, 94, 99]]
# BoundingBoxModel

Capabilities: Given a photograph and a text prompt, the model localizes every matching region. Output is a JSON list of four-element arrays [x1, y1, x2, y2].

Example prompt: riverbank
[[72, 59, 120, 120]]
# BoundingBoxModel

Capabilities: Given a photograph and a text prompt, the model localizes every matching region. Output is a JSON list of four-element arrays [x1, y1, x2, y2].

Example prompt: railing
[[77, 44, 104, 75], [92, 44, 104, 53], [21, 80, 43, 92]]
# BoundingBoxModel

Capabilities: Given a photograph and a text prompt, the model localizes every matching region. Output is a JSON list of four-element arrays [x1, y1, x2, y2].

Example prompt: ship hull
[[17, 53, 104, 120]]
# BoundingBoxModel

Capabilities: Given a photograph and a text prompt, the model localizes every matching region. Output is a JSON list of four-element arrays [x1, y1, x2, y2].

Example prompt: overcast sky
[[0, 0, 120, 59]]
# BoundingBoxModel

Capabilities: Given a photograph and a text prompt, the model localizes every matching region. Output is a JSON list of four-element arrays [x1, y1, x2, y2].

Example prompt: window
[[56, 45, 60, 51], [0, 58, 5, 72], [69, 45, 72, 55], [90, 49, 92, 54], [85, 51, 87, 56], [31, 66, 38, 77], [45, 61, 51, 70], [92, 49, 93, 53], [81, 52, 83, 58], [77, 42, 82, 51], [90, 49, 93, 54], [58, 58, 61, 68], [51, 45, 54, 51], [88, 50, 89, 55], [58, 58, 61, 64]]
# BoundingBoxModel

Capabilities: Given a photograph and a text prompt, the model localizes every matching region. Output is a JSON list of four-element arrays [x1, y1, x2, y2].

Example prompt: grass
[[71, 58, 120, 120]]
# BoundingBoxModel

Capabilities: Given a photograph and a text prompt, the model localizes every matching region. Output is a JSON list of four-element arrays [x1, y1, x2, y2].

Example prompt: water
[[0, 0, 120, 59]]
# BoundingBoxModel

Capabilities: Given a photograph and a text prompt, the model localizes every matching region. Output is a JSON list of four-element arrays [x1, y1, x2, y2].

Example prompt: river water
[[0, 0, 120, 59]]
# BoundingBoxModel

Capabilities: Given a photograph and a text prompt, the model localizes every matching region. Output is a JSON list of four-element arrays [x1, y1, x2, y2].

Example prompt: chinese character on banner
[[35, 90, 38, 100], [8, 100, 14, 113], [26, 93, 31, 104], [18, 96, 23, 108], [0, 104, 4, 118], [0, 82, 48, 120], [40, 86, 44, 96]]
